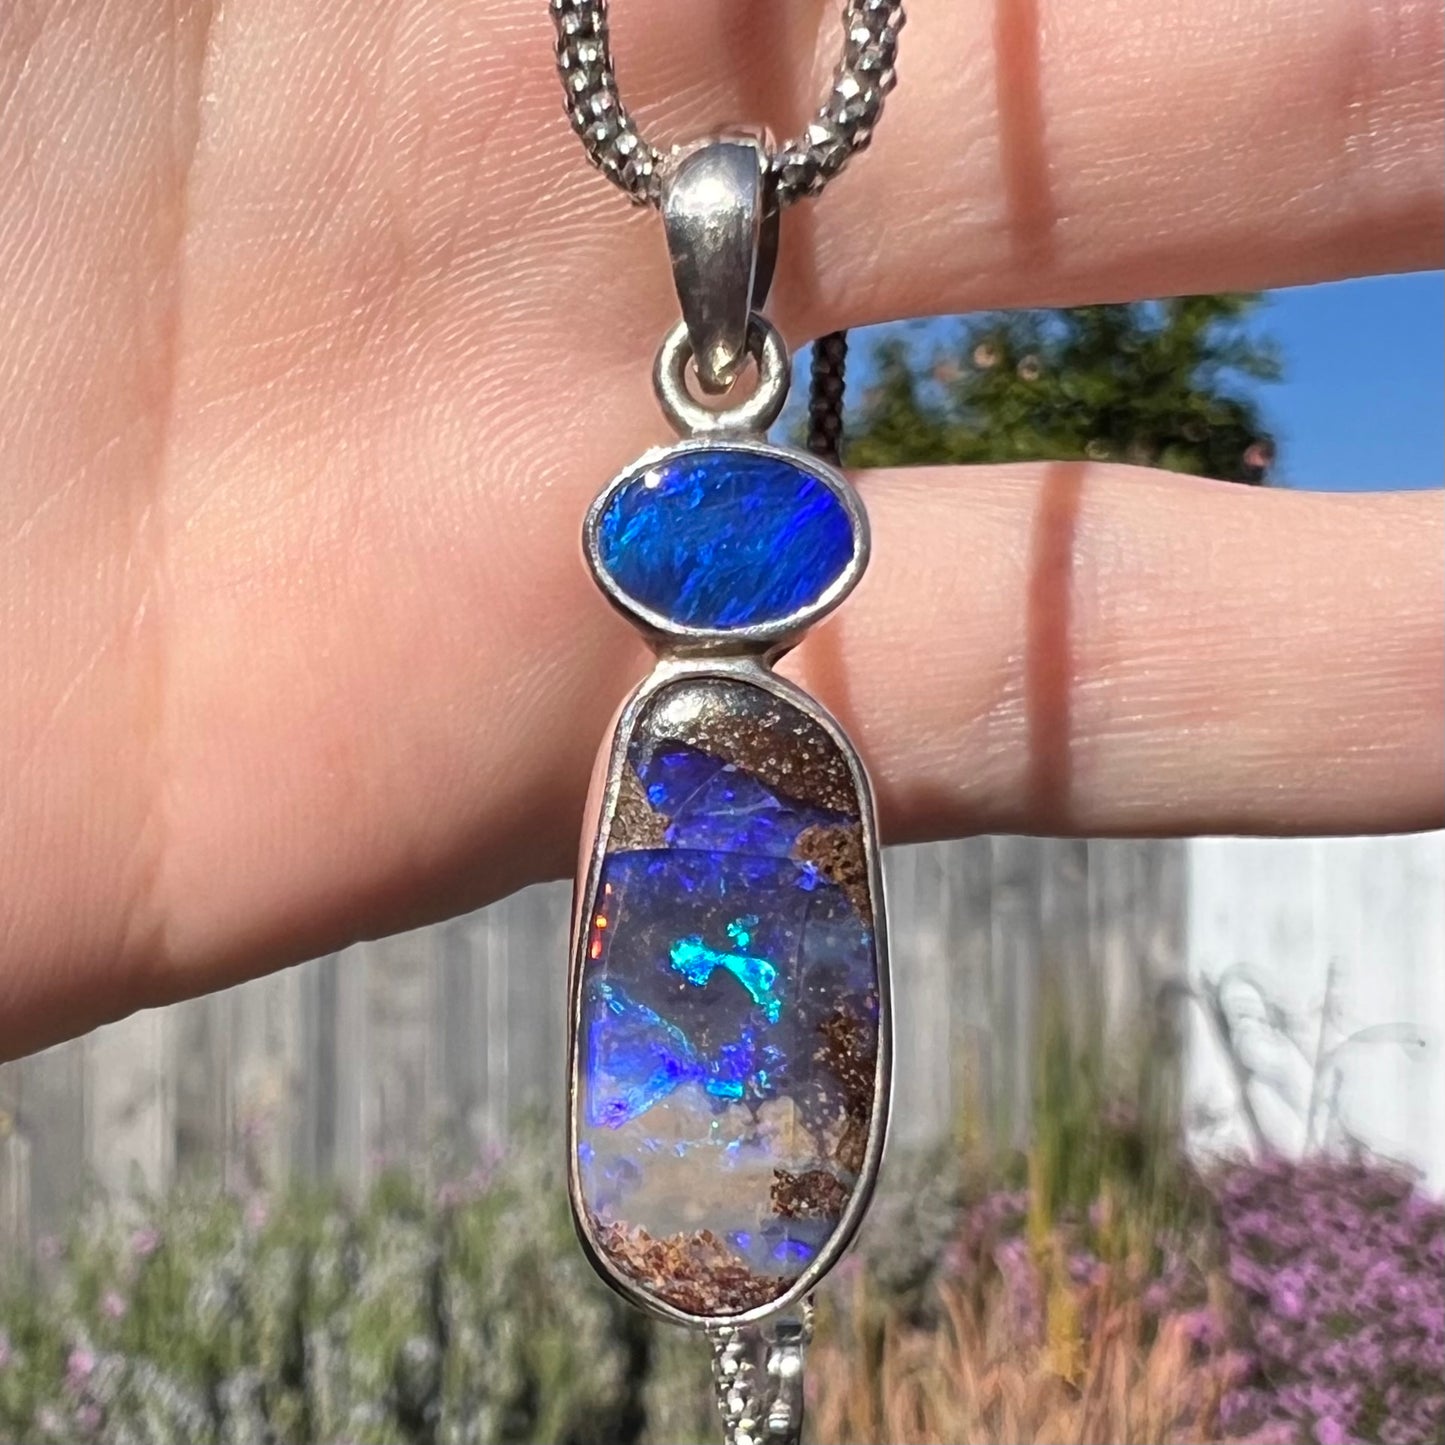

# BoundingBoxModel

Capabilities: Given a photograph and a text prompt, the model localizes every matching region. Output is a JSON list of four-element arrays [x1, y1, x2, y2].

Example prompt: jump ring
[[652, 315, 791, 438]]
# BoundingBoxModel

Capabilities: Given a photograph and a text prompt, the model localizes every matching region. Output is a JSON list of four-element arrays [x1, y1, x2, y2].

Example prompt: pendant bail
[[661, 134, 779, 395]]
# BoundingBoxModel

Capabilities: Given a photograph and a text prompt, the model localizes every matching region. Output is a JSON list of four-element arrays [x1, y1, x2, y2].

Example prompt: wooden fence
[[4, 831, 1441, 1263], [0, 838, 1185, 1258]]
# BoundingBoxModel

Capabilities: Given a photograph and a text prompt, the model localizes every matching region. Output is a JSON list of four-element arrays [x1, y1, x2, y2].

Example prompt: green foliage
[[1026, 987, 1206, 1237], [845, 297, 1280, 482], [2, 1134, 1437, 1443], [0, 1120, 1196, 1445], [0, 1155, 655, 1445]]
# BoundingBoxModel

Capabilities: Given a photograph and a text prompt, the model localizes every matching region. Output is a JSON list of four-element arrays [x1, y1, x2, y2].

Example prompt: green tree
[[845, 295, 1280, 482]]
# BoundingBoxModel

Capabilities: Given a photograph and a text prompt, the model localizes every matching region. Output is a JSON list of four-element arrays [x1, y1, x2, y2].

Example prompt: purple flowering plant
[[0, 1089, 1439, 1444], [1216, 1154, 1444, 1445]]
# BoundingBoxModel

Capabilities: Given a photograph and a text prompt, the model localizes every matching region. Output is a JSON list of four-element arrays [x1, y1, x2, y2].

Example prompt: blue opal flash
[[669, 932, 783, 1023], [594, 447, 856, 631]]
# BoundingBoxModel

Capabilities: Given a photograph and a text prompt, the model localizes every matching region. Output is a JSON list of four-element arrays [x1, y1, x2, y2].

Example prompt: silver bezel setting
[[582, 435, 871, 658], [566, 654, 893, 1329]]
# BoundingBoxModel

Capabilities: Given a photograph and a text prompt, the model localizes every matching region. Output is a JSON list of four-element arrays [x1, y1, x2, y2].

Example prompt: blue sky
[[821, 272, 1443, 492], [1256, 272, 1443, 492]]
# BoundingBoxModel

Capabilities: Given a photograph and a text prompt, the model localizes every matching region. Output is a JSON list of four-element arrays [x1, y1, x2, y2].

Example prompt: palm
[[2, 0, 1441, 1058]]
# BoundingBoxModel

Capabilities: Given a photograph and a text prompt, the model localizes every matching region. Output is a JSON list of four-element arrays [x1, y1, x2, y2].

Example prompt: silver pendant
[[566, 136, 891, 1443]]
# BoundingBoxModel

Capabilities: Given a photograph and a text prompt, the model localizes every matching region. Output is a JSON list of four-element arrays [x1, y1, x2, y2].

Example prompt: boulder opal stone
[[575, 675, 882, 1318], [593, 446, 857, 631]]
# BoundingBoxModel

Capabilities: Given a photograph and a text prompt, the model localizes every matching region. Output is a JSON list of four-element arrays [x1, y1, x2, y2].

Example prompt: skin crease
[[0, 0, 1441, 1061]]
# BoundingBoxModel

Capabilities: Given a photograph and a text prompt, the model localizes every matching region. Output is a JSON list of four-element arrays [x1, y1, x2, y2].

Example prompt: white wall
[[1184, 833, 1445, 1188]]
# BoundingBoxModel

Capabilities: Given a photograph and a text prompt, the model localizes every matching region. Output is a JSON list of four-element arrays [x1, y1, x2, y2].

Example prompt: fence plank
[[949, 839, 999, 1154], [480, 905, 512, 1148], [85, 1008, 173, 1200], [885, 846, 958, 1146], [170, 994, 229, 1176], [500, 884, 568, 1133], [361, 927, 436, 1179], [1040, 838, 1093, 1035], [990, 837, 1046, 1150], [224, 970, 301, 1191], [295, 951, 367, 1183], [16, 1039, 86, 1249], [0, 1062, 29, 1267], [432, 916, 488, 1172], [11, 833, 1434, 1240]]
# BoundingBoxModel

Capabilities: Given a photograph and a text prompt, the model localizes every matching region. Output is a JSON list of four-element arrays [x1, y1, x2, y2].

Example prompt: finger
[[615, 0, 1445, 328], [790, 465, 1444, 840], [159, 0, 1445, 395], [4, 456, 1439, 1064], [161, 466, 1441, 1005], [3, 0, 1441, 1063]]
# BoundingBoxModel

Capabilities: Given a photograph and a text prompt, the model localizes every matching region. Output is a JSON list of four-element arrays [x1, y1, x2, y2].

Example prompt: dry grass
[[808, 1264, 1224, 1445]]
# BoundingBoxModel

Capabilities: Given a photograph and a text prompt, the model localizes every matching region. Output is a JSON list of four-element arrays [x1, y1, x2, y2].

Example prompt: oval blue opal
[[594, 447, 857, 631]]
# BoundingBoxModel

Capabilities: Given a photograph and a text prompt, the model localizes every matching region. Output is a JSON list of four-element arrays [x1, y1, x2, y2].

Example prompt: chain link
[[806, 331, 849, 464], [708, 1302, 815, 1445], [550, 0, 905, 209]]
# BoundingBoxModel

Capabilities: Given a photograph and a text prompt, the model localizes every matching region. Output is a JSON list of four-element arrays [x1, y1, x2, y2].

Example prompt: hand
[[1, 0, 1441, 1060]]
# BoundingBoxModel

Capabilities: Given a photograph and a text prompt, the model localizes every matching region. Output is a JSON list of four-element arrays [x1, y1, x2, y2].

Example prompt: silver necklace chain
[[550, 0, 905, 210], [550, 0, 904, 460], [805, 330, 849, 465], [550, 10, 902, 1440], [708, 1304, 815, 1445]]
